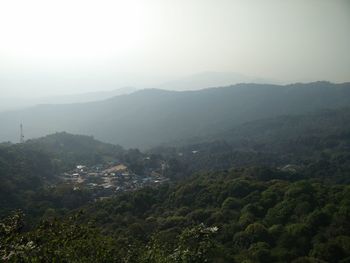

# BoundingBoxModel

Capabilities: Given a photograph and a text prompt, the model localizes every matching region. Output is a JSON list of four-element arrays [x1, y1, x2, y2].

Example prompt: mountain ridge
[[1, 81, 350, 148]]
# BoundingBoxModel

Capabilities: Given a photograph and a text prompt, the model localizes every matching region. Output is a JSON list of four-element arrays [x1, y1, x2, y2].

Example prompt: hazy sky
[[0, 0, 349, 97]]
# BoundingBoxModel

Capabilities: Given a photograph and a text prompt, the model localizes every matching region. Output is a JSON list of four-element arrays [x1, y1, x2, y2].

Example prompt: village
[[61, 161, 169, 196]]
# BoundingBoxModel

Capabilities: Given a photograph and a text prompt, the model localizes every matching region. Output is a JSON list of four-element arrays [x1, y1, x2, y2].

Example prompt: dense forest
[[0, 133, 163, 222], [1, 85, 350, 262], [152, 108, 350, 183], [1, 0, 349, 260], [2, 168, 350, 262]]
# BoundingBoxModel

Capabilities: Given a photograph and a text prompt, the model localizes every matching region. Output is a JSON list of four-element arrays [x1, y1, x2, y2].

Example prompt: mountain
[[152, 107, 350, 180], [0, 133, 117, 220], [153, 71, 277, 91], [1, 105, 350, 262], [0, 87, 137, 112], [0, 132, 148, 218], [36, 86, 138, 104], [0, 71, 272, 112], [0, 81, 350, 149], [25, 132, 126, 169]]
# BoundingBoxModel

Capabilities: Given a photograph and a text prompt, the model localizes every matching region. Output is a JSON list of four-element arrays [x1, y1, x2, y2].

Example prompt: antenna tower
[[20, 123, 24, 143]]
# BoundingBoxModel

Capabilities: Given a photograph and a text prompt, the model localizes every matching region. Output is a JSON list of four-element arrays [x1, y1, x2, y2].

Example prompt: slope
[[0, 81, 349, 148]]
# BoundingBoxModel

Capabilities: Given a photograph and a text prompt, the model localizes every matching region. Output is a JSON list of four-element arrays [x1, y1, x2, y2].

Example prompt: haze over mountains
[[0, 71, 274, 112], [152, 71, 277, 91], [1, 0, 350, 261], [0, 86, 137, 112], [1, 81, 349, 149]]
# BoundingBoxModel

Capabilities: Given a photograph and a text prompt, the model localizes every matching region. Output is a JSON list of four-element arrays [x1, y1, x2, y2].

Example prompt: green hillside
[[1, 90, 350, 262], [2, 168, 350, 262]]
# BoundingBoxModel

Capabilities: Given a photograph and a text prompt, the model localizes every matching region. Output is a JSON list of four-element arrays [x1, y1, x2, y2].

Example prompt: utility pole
[[20, 123, 24, 143]]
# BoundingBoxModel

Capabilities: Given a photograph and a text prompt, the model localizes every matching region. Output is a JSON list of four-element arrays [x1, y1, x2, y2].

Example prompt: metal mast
[[20, 123, 24, 143]]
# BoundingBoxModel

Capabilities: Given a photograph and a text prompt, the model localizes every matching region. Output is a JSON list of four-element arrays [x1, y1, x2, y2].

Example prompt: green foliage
[[1, 166, 350, 262], [1, 106, 350, 262], [0, 133, 167, 223], [25, 132, 125, 170], [0, 211, 125, 262]]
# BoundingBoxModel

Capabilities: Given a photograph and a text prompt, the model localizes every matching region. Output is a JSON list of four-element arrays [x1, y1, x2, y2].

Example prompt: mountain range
[[0, 81, 349, 149], [0, 87, 137, 112], [152, 71, 277, 91], [0, 71, 273, 112]]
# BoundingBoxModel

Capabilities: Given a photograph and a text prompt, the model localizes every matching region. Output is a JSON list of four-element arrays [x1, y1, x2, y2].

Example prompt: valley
[[1, 1, 349, 261], [1, 93, 350, 262]]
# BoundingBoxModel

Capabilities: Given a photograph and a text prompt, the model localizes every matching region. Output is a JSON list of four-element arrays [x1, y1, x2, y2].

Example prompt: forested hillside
[[1, 111, 350, 261], [1, 84, 350, 262], [0, 133, 121, 220], [151, 108, 350, 182], [0, 82, 349, 148], [2, 168, 350, 262], [1, 0, 349, 261], [25, 132, 125, 170], [0, 133, 163, 222], [0, 143, 57, 217]]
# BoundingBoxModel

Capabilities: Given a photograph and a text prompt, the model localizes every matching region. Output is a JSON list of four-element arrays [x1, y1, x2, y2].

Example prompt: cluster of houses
[[62, 162, 168, 193]]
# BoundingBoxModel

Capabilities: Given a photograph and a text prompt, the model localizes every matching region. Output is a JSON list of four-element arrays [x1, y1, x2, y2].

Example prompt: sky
[[0, 0, 349, 97]]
